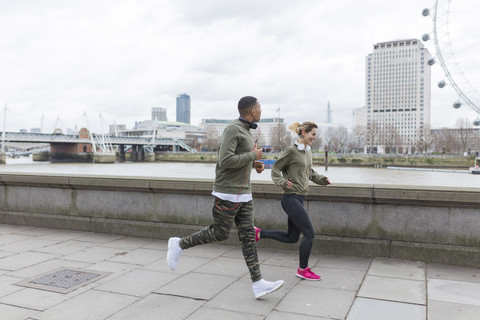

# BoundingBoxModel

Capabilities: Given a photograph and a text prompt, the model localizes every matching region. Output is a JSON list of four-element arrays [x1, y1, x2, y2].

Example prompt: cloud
[[0, 0, 478, 134]]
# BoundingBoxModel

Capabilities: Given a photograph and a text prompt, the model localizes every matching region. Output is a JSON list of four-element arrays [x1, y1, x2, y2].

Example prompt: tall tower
[[176, 93, 191, 124], [326, 101, 332, 124], [365, 39, 431, 153]]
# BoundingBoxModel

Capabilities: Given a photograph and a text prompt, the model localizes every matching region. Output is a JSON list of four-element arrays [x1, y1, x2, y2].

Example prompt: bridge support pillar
[[116, 145, 126, 162], [144, 152, 155, 162], [0, 152, 6, 165]]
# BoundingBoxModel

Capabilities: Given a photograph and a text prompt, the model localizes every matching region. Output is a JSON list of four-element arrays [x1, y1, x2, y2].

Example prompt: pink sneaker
[[296, 267, 321, 280], [254, 227, 261, 242]]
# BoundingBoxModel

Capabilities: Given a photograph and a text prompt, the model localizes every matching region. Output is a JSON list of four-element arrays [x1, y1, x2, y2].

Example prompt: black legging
[[260, 193, 314, 269]]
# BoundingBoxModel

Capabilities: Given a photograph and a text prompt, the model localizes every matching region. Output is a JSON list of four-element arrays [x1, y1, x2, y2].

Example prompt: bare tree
[[382, 124, 402, 154], [270, 123, 291, 152], [366, 120, 380, 153], [204, 128, 220, 151], [455, 118, 473, 153], [434, 127, 458, 154], [334, 125, 349, 153], [416, 123, 434, 154], [324, 127, 336, 151], [352, 125, 366, 153], [311, 128, 322, 152]]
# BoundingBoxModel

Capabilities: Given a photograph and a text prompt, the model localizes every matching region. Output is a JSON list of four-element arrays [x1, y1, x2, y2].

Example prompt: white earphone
[[295, 142, 311, 151]]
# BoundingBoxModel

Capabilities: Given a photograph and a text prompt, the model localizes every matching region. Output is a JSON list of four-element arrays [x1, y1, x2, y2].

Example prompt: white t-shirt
[[211, 191, 253, 203]]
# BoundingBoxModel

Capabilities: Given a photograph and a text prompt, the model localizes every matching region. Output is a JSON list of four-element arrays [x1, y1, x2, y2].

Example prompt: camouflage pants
[[179, 197, 262, 282]]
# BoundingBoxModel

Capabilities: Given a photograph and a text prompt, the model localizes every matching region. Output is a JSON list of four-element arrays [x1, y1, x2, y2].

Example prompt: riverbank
[[155, 152, 475, 169]]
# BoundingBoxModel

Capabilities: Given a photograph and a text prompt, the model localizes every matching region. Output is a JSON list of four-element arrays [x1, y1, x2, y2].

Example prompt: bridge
[[0, 131, 196, 152]]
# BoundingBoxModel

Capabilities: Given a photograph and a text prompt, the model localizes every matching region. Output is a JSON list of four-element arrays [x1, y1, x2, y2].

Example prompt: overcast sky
[[0, 0, 479, 134]]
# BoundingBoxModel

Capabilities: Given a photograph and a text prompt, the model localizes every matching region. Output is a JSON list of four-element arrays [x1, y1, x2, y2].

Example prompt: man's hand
[[253, 161, 264, 173], [254, 144, 263, 160]]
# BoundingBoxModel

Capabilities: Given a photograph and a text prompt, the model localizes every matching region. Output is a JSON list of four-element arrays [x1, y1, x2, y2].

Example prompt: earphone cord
[[215, 126, 261, 211]]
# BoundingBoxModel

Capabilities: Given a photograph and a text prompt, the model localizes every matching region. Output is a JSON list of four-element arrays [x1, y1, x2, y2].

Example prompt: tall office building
[[365, 39, 431, 153], [151, 107, 168, 121], [176, 93, 191, 124]]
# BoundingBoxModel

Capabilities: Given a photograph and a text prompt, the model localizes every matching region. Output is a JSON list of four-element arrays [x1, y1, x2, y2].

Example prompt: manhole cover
[[16, 268, 111, 293]]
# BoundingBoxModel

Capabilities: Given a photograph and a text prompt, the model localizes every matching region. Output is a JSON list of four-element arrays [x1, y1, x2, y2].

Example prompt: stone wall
[[0, 173, 479, 266]]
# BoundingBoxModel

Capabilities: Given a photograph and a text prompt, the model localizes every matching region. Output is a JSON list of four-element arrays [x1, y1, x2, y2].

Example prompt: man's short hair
[[238, 96, 258, 116]]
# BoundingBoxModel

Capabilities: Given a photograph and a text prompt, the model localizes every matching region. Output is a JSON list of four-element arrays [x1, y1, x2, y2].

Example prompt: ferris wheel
[[422, 0, 480, 126]]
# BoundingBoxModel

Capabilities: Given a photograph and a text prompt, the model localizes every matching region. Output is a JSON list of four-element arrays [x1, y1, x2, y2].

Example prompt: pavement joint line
[[354, 296, 427, 307], [151, 291, 209, 301]]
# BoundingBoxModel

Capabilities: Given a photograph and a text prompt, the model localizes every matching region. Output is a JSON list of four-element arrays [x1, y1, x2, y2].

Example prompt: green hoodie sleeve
[[271, 148, 292, 187], [217, 125, 256, 169], [310, 169, 329, 185]]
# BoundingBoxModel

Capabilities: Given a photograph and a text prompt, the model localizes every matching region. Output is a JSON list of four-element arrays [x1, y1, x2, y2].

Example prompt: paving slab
[[107, 248, 161, 265], [266, 310, 333, 320], [262, 250, 300, 267], [100, 236, 155, 249], [0, 275, 24, 297], [346, 297, 425, 320], [427, 300, 480, 320], [96, 269, 179, 297], [61, 246, 127, 263], [181, 243, 233, 259], [0, 303, 38, 320], [7, 259, 90, 279], [33, 290, 139, 320], [223, 247, 278, 263], [186, 306, 265, 320], [0, 252, 58, 271], [143, 256, 210, 274], [316, 255, 372, 271], [357, 275, 426, 305], [276, 285, 356, 319], [36, 230, 90, 241], [204, 280, 284, 316], [84, 261, 141, 283], [71, 232, 125, 243], [32, 240, 95, 255], [428, 279, 480, 306], [0, 234, 34, 246], [0, 238, 58, 253], [0, 287, 70, 311], [368, 258, 425, 280], [427, 263, 480, 284], [295, 267, 366, 291], [155, 272, 237, 300], [107, 294, 204, 320], [194, 256, 250, 278]]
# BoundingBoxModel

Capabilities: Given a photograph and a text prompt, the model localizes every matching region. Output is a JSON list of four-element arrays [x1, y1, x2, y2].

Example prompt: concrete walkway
[[0, 224, 479, 320]]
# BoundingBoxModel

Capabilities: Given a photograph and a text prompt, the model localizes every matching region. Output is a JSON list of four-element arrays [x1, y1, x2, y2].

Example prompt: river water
[[1, 157, 479, 188]]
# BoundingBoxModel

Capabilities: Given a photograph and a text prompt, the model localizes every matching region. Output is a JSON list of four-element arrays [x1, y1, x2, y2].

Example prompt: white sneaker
[[252, 279, 284, 299], [167, 237, 183, 271]]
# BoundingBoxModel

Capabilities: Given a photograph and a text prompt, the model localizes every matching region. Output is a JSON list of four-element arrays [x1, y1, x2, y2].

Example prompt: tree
[[416, 123, 434, 154], [382, 124, 402, 154], [270, 123, 291, 152], [311, 128, 323, 152], [334, 125, 349, 153], [352, 125, 366, 153], [204, 128, 220, 151], [455, 118, 473, 153], [366, 120, 380, 153], [323, 127, 336, 152]]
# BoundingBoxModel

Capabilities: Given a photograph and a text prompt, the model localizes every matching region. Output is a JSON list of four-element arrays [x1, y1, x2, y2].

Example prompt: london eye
[[422, 0, 480, 126]]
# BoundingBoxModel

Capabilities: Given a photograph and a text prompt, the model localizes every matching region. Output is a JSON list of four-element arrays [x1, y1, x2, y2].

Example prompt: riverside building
[[365, 39, 431, 154]]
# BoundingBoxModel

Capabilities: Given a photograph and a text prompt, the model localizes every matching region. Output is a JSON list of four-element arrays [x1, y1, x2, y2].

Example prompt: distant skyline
[[0, 0, 479, 133]]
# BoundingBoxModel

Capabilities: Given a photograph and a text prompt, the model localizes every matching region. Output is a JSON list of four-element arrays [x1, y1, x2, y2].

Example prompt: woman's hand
[[285, 178, 293, 188]]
